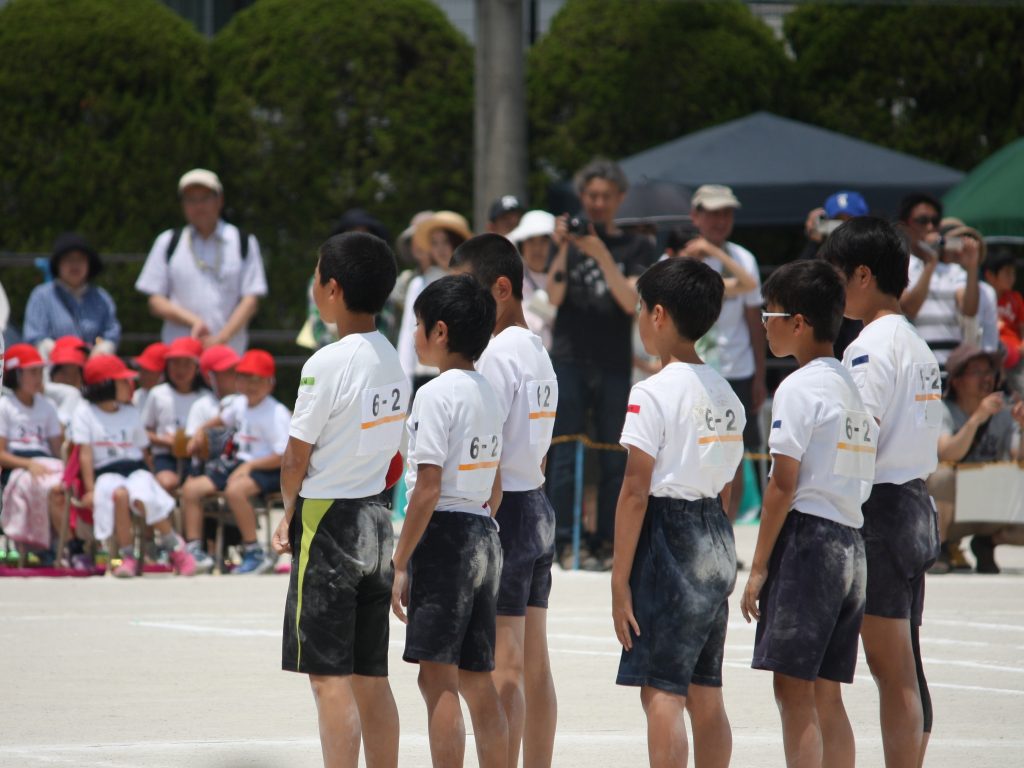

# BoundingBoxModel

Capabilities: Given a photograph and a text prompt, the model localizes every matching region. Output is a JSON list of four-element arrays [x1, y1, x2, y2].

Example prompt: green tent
[[944, 138, 1024, 237]]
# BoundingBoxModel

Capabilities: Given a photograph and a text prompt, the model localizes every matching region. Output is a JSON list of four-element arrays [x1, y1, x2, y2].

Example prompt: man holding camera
[[545, 158, 656, 570]]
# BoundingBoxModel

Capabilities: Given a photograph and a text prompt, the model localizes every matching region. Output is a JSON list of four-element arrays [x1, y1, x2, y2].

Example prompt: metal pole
[[572, 439, 584, 570]]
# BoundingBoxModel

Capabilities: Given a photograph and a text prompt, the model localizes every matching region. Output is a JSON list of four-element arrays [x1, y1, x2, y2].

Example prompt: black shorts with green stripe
[[282, 496, 394, 677]]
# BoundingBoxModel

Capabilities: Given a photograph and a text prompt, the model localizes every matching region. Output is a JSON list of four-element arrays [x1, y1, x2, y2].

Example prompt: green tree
[[527, 0, 791, 193], [210, 0, 474, 330], [785, 4, 1024, 171], [0, 0, 214, 333]]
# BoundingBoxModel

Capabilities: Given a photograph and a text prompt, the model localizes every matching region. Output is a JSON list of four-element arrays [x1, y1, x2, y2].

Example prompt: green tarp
[[944, 138, 1024, 238]]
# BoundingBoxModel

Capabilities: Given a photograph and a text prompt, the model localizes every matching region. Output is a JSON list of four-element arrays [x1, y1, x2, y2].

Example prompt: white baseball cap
[[691, 184, 740, 211], [178, 168, 223, 196], [506, 210, 556, 244]]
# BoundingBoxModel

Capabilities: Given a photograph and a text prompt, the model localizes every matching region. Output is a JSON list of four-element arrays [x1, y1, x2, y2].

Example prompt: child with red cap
[[131, 342, 168, 410], [43, 336, 88, 427], [180, 348, 290, 573], [185, 345, 241, 442], [70, 355, 195, 577]]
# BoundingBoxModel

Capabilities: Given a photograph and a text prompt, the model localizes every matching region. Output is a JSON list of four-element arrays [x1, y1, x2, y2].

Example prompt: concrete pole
[[474, 0, 527, 232]]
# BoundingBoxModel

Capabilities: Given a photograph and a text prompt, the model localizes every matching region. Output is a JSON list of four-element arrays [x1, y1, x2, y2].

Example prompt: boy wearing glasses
[[741, 260, 875, 768]]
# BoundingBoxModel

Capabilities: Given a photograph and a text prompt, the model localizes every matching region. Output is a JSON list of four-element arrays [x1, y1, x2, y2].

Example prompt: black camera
[[567, 215, 591, 236]]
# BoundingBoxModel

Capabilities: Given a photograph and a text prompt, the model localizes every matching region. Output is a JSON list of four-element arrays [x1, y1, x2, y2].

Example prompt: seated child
[[141, 336, 207, 493], [45, 336, 88, 427], [181, 349, 290, 574], [0, 344, 65, 552], [740, 260, 876, 768], [983, 252, 1024, 396], [391, 274, 509, 768], [70, 355, 195, 578], [612, 258, 743, 767], [131, 342, 168, 409]]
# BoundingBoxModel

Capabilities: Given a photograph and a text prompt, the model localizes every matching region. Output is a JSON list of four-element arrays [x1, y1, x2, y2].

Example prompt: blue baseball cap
[[824, 191, 868, 218]]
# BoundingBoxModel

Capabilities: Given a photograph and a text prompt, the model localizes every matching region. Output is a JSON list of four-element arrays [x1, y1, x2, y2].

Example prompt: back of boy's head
[[636, 258, 723, 341], [413, 274, 496, 361], [820, 216, 909, 298], [450, 233, 524, 300], [762, 260, 845, 344], [317, 231, 397, 314], [983, 251, 1015, 277]]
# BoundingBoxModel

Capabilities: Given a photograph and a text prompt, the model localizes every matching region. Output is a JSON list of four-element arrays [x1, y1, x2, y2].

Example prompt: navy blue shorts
[[152, 453, 180, 475], [752, 511, 866, 683], [616, 496, 737, 696], [495, 488, 556, 616], [206, 458, 280, 495], [282, 496, 393, 676], [404, 511, 502, 672]]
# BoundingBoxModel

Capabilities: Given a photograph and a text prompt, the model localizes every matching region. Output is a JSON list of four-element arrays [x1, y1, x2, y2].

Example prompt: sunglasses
[[912, 215, 941, 227]]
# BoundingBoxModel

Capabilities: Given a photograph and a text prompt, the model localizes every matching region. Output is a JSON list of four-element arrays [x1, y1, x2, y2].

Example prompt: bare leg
[[686, 683, 731, 768], [641, 686, 689, 768], [493, 616, 526, 768], [861, 615, 923, 767], [224, 475, 260, 543], [309, 674, 361, 768], [350, 675, 399, 768], [48, 487, 66, 539], [814, 679, 854, 768], [726, 463, 742, 524], [911, 624, 931, 768], [934, 500, 954, 542], [773, 673, 822, 768], [523, 606, 557, 768], [113, 488, 132, 550], [181, 475, 217, 541], [419, 661, 466, 767], [156, 469, 180, 495], [460, 669, 509, 768]]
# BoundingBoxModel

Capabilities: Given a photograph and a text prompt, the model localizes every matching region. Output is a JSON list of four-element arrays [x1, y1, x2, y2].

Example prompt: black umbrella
[[614, 179, 692, 226]]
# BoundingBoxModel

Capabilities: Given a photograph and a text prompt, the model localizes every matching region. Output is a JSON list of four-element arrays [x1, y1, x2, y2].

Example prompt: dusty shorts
[[616, 496, 737, 696], [752, 510, 866, 683], [282, 496, 394, 677], [862, 480, 939, 625], [495, 488, 556, 616], [404, 511, 502, 672]]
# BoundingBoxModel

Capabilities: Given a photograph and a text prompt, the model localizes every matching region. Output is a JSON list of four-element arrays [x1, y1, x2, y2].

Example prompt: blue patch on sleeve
[[772, 420, 782, 429], [851, 354, 869, 366]]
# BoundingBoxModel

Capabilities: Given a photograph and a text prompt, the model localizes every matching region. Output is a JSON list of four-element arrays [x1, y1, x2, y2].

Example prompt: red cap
[[165, 336, 203, 361], [49, 346, 87, 367], [235, 349, 276, 378], [134, 342, 169, 373], [199, 345, 241, 377], [83, 355, 138, 386], [4, 344, 45, 371], [53, 336, 89, 352]]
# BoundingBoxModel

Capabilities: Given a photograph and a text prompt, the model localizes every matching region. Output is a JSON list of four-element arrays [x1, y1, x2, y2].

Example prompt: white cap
[[178, 168, 223, 196], [691, 184, 740, 211], [506, 210, 556, 244]]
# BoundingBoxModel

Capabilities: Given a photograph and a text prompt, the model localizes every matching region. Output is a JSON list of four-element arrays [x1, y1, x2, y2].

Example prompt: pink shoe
[[169, 546, 196, 576], [113, 556, 138, 578]]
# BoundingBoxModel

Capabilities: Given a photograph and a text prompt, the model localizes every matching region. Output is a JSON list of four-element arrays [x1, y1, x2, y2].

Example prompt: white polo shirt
[[290, 331, 410, 500], [70, 402, 148, 469], [907, 256, 967, 363], [0, 394, 62, 455], [705, 242, 762, 379], [476, 326, 557, 492], [842, 315, 941, 485], [769, 357, 876, 528], [221, 395, 290, 462], [620, 362, 745, 500], [140, 383, 204, 455], [405, 369, 502, 515], [135, 220, 268, 353]]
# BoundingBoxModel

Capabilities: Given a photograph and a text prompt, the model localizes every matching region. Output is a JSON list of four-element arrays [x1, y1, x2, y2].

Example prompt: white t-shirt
[[705, 242, 762, 379], [132, 387, 151, 410], [135, 221, 268, 354], [978, 281, 999, 352], [769, 358, 877, 528], [396, 267, 446, 383], [476, 326, 558, 492], [70, 401, 148, 469], [0, 394, 62, 455], [842, 315, 942, 485], [620, 362, 745, 500], [140, 383, 204, 455], [907, 256, 967, 363], [221, 395, 290, 462], [290, 332, 410, 500], [186, 392, 240, 436], [405, 369, 502, 515], [44, 382, 83, 428]]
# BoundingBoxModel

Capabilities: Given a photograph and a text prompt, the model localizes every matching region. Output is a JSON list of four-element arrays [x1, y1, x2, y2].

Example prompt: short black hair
[[2, 367, 22, 391], [317, 231, 398, 315], [664, 222, 699, 253], [636, 258, 724, 342], [450, 233, 524, 300], [413, 274, 496, 362], [83, 380, 117, 404], [898, 192, 943, 223], [762, 260, 845, 343], [983, 251, 1015, 276], [820, 216, 909, 298]]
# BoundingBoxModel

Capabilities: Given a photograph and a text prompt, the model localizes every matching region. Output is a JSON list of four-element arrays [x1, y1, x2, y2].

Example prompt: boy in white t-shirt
[[740, 260, 876, 768], [180, 349, 290, 574], [273, 232, 407, 768], [612, 257, 744, 767], [391, 274, 509, 768], [451, 234, 559, 768], [823, 218, 942, 767]]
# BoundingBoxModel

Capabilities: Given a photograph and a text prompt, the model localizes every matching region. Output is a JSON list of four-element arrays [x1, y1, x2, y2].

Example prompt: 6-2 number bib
[[457, 433, 501, 493], [833, 410, 877, 480], [359, 381, 409, 455], [527, 379, 558, 445]]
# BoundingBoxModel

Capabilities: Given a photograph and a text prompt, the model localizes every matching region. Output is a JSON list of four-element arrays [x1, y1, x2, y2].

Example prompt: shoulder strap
[[164, 228, 182, 263], [238, 229, 250, 260]]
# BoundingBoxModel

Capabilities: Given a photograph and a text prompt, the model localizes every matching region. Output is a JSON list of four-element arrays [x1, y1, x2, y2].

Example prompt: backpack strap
[[165, 226, 251, 261], [164, 228, 182, 263], [238, 229, 250, 260]]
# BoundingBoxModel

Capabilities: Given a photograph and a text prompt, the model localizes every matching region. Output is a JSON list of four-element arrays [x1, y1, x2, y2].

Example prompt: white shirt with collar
[[704, 242, 762, 380]]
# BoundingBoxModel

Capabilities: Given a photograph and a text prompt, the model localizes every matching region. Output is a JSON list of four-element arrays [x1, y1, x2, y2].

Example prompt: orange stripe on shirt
[[361, 413, 406, 430], [697, 434, 744, 445], [458, 460, 500, 471], [529, 411, 557, 420], [914, 394, 941, 402], [836, 442, 876, 453]]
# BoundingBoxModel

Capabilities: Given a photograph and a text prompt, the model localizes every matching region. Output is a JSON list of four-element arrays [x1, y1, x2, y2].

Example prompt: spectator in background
[[546, 158, 656, 570], [0, 279, 9, 339], [940, 218, 997, 354], [690, 185, 766, 532], [487, 194, 525, 236], [23, 233, 121, 353], [899, 193, 980, 364], [984, 251, 1024, 396], [507, 209, 561, 350], [136, 169, 267, 354]]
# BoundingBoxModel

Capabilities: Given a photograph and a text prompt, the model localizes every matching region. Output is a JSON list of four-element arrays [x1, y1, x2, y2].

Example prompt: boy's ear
[[650, 302, 667, 328], [432, 319, 449, 341], [493, 275, 513, 302]]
